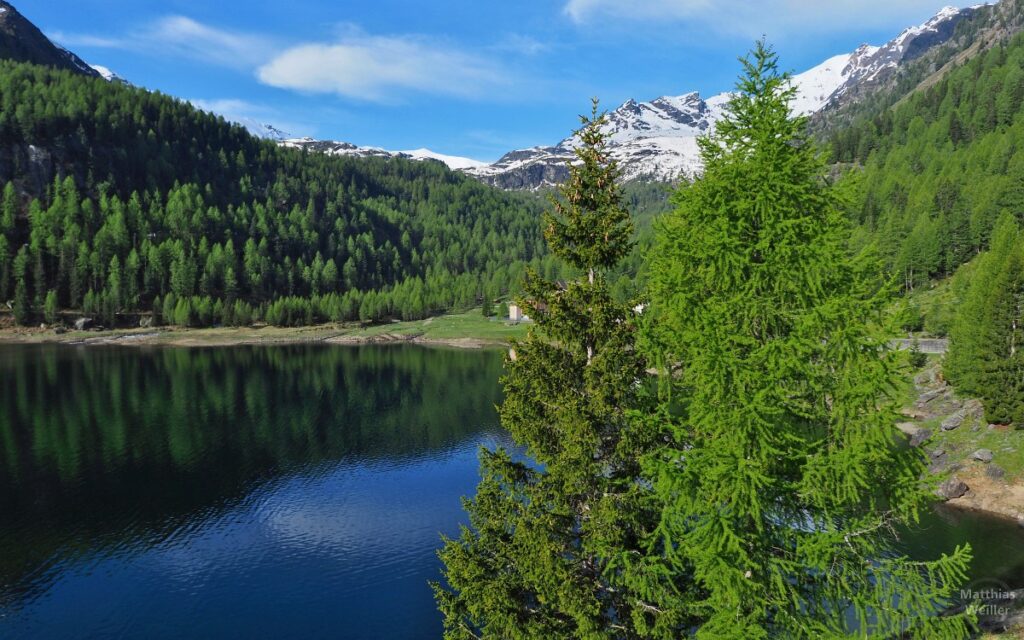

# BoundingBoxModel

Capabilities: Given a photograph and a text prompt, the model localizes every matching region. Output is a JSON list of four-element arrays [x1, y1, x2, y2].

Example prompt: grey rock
[[913, 369, 934, 387], [941, 411, 965, 431], [971, 449, 994, 463], [985, 465, 1006, 480], [909, 428, 932, 448], [935, 478, 969, 500], [928, 454, 951, 474], [139, 316, 153, 328], [964, 398, 985, 420], [928, 448, 946, 459], [917, 389, 943, 406], [73, 317, 94, 331], [53, 326, 66, 335]]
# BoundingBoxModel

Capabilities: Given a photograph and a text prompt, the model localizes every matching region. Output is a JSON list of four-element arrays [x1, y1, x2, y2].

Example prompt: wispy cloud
[[257, 33, 512, 103], [145, 16, 274, 68], [563, 0, 970, 36], [50, 16, 275, 70], [53, 17, 544, 104], [189, 98, 310, 138], [47, 31, 123, 49], [492, 33, 552, 56]]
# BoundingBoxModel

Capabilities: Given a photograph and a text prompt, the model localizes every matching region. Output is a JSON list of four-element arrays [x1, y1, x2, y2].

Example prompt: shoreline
[[903, 358, 1024, 526], [0, 323, 515, 350], [8, 324, 1020, 522]]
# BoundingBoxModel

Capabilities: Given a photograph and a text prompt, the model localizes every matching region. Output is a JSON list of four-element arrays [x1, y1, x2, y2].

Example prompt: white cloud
[[563, 0, 973, 36], [257, 34, 510, 103], [50, 16, 275, 70], [47, 31, 123, 49], [53, 17, 535, 104], [145, 16, 274, 68]]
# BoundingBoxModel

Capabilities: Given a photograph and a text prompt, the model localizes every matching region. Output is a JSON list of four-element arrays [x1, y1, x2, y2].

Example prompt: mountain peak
[[0, 1, 100, 77], [464, 2, 987, 190]]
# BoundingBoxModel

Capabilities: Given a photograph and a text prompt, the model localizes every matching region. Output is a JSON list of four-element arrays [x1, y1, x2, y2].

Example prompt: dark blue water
[[0, 343, 1022, 639], [0, 344, 509, 639]]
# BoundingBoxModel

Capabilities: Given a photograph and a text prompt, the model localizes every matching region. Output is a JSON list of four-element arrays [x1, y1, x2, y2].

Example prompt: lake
[[1, 343, 1022, 639]]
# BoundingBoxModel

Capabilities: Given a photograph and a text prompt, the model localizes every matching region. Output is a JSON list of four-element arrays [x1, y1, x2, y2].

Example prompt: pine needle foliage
[[947, 214, 1024, 426], [639, 42, 974, 639], [434, 103, 677, 639]]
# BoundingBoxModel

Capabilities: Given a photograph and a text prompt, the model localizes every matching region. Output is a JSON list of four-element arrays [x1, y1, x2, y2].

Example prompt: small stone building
[[508, 304, 529, 323]]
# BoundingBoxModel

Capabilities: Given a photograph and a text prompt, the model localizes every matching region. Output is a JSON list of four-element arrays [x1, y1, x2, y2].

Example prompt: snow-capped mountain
[[279, 137, 487, 171], [400, 148, 488, 171], [238, 120, 292, 141], [465, 5, 979, 189]]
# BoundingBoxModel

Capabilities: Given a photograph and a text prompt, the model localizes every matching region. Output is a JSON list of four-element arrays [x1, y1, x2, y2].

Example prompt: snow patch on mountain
[[279, 138, 487, 171], [464, 4, 976, 189], [238, 120, 292, 141], [89, 64, 129, 84], [400, 148, 488, 170]]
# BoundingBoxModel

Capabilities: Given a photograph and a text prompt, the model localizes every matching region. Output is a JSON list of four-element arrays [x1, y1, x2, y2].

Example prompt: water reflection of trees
[[0, 344, 504, 602]]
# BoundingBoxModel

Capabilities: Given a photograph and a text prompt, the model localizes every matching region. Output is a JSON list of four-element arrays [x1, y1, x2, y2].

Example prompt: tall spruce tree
[[946, 214, 1020, 397], [435, 102, 673, 638], [640, 43, 973, 638]]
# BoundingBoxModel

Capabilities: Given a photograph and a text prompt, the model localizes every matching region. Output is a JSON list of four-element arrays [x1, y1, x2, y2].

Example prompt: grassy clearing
[[0, 309, 529, 347], [342, 311, 529, 342]]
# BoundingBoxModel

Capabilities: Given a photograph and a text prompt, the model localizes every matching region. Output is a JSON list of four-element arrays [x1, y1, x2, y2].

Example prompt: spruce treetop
[[545, 98, 634, 277]]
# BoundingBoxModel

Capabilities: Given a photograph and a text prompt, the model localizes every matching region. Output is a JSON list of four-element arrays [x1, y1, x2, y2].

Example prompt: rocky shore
[[898, 360, 1024, 525]]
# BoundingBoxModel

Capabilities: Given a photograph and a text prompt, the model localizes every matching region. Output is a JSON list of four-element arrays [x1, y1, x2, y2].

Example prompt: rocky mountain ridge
[[464, 4, 983, 189]]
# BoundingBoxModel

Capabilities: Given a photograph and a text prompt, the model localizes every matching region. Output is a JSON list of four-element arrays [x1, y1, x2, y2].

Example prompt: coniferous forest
[[7, 1, 1024, 636], [0, 60, 556, 327]]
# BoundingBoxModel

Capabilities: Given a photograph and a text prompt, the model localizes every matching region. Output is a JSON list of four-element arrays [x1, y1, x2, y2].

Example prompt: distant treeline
[[0, 61, 567, 327]]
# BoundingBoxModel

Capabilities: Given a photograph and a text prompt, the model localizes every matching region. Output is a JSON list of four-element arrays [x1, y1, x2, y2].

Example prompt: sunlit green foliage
[[0, 60, 555, 326], [641, 42, 973, 639]]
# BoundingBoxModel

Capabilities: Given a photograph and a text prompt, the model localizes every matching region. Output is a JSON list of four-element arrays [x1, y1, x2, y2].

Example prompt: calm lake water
[[0, 343, 1023, 639]]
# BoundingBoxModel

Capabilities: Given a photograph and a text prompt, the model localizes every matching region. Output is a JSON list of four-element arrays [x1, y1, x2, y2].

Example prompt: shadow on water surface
[[0, 343, 507, 639]]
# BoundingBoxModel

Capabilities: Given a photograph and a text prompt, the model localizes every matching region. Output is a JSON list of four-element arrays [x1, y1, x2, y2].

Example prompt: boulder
[[139, 316, 153, 328], [971, 449, 994, 463], [941, 411, 965, 431], [914, 367, 938, 387], [935, 478, 969, 500], [963, 398, 985, 420], [53, 326, 66, 335], [73, 317, 94, 331], [909, 428, 932, 448], [928, 453, 951, 474], [985, 465, 1006, 480], [917, 389, 943, 406]]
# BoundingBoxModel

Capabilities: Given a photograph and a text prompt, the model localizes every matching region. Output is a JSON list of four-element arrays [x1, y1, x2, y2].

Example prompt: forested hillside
[[0, 61, 550, 327], [833, 29, 1024, 290]]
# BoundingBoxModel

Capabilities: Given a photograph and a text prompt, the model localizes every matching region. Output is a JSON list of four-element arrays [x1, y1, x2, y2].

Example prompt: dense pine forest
[[0, 60, 555, 327], [834, 30, 1024, 289]]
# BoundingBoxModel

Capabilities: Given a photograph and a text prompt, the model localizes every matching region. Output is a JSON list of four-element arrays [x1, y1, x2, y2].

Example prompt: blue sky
[[32, 0, 974, 162]]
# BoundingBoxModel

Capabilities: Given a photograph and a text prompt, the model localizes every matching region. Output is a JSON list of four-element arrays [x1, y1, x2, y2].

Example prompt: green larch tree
[[640, 42, 973, 639]]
